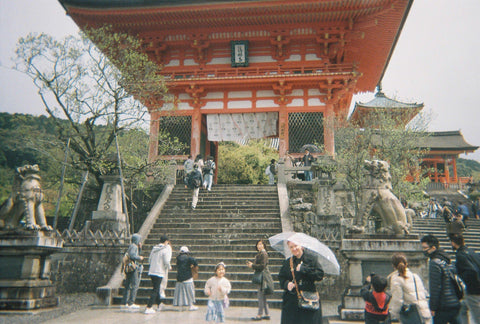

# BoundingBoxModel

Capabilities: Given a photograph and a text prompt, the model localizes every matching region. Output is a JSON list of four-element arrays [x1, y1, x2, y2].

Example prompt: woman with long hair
[[388, 253, 431, 323]]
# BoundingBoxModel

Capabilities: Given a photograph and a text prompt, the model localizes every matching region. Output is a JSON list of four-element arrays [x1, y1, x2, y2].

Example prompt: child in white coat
[[205, 262, 231, 323]]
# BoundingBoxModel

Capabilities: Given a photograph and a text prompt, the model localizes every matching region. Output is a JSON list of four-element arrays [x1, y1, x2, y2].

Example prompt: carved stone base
[[0, 230, 63, 310], [339, 234, 426, 321]]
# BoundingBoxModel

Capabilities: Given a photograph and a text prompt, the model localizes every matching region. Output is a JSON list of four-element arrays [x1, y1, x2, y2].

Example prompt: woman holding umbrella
[[278, 240, 324, 324]]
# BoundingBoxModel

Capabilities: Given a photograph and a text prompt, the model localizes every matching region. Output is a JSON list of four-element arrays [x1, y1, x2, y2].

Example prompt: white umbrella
[[268, 232, 340, 275]]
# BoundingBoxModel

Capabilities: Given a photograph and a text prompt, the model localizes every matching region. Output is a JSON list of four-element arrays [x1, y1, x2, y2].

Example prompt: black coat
[[455, 246, 480, 295], [278, 251, 324, 324], [428, 250, 461, 311], [176, 253, 198, 282]]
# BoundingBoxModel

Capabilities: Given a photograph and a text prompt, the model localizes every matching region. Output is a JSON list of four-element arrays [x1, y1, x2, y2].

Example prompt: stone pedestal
[[91, 176, 127, 233], [339, 234, 426, 321], [0, 230, 63, 310]]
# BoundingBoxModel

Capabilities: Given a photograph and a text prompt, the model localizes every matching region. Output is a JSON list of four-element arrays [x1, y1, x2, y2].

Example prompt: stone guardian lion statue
[[0, 164, 52, 231], [350, 160, 410, 235]]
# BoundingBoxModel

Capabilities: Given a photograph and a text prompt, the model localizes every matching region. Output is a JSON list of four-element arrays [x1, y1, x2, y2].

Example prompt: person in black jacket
[[278, 240, 324, 324], [187, 164, 203, 210], [450, 234, 480, 323], [173, 246, 199, 311], [420, 234, 461, 324], [247, 239, 270, 321]]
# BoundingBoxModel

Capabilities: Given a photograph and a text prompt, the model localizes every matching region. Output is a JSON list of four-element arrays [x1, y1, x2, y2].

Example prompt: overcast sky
[[1, 0, 479, 161]]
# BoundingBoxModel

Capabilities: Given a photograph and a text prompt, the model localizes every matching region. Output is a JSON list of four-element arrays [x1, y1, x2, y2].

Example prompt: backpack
[[204, 160, 214, 173], [122, 253, 137, 274], [265, 165, 271, 175], [188, 171, 202, 189]]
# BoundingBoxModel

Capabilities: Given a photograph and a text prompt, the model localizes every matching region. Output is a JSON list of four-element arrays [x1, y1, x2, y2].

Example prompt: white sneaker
[[128, 304, 140, 309], [189, 305, 199, 311], [144, 307, 155, 314]]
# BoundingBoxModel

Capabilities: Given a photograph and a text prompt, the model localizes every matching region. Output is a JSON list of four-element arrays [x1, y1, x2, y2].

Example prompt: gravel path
[[0, 293, 96, 324]]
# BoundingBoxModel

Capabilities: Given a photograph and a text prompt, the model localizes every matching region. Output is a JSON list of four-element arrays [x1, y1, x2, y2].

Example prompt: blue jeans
[[204, 173, 213, 190], [122, 269, 140, 305], [305, 170, 312, 181]]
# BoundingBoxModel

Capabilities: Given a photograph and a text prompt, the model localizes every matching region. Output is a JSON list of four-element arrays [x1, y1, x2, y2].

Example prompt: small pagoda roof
[[349, 87, 423, 126], [418, 130, 479, 154]]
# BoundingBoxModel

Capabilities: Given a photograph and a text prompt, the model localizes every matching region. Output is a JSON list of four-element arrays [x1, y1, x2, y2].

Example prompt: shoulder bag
[[399, 275, 424, 324], [252, 270, 263, 285], [290, 258, 320, 311]]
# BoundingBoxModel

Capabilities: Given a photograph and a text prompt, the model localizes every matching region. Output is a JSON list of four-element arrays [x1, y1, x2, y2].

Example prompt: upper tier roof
[[59, 0, 414, 93]]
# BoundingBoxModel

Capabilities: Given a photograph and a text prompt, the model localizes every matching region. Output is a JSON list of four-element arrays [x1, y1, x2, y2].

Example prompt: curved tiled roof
[[356, 90, 423, 109], [418, 131, 478, 152]]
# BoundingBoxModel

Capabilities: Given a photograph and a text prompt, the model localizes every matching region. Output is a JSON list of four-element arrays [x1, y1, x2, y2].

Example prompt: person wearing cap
[[173, 246, 199, 311], [145, 235, 172, 314]]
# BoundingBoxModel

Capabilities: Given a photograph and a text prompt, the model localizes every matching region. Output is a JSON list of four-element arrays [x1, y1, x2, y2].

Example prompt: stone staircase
[[410, 216, 480, 255], [113, 184, 285, 307]]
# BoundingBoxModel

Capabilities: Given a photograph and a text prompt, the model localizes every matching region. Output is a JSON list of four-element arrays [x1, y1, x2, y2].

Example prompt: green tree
[[335, 110, 431, 218], [13, 26, 172, 186], [217, 140, 278, 184]]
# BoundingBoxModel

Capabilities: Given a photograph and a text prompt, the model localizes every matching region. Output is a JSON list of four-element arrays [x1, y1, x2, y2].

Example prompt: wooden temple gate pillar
[[324, 103, 335, 156], [278, 109, 288, 159], [191, 109, 202, 157], [148, 110, 160, 162], [452, 157, 458, 183]]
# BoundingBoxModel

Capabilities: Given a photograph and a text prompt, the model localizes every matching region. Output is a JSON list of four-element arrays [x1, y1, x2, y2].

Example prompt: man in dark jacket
[[421, 234, 461, 323], [450, 234, 480, 323], [122, 233, 144, 309], [188, 164, 203, 210], [302, 148, 314, 181]]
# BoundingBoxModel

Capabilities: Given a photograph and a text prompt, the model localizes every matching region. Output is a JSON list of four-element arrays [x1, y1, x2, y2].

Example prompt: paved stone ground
[[0, 293, 341, 324]]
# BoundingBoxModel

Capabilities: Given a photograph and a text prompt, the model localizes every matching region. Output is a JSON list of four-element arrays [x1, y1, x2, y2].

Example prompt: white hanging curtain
[[206, 112, 278, 142]]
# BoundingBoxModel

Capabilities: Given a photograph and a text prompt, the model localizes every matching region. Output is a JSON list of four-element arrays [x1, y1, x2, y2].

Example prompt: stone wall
[[286, 181, 347, 299], [48, 230, 128, 294]]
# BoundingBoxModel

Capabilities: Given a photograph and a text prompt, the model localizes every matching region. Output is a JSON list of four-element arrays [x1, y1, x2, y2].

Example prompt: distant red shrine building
[[60, 0, 414, 162], [351, 88, 478, 186]]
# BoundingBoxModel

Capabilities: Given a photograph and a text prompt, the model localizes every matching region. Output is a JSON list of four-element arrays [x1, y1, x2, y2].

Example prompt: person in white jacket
[[145, 235, 172, 314], [388, 253, 432, 324]]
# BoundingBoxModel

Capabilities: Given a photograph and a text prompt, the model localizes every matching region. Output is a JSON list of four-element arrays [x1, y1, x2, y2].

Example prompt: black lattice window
[[288, 112, 324, 153], [158, 116, 191, 155]]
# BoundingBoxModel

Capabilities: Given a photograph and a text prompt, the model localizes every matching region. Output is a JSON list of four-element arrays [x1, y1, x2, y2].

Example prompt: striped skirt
[[173, 281, 196, 306]]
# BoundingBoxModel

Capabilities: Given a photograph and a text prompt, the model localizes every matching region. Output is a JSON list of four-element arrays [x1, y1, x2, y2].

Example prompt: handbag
[[252, 270, 263, 285], [122, 253, 137, 274], [262, 268, 274, 295], [399, 276, 424, 324], [290, 258, 320, 311]]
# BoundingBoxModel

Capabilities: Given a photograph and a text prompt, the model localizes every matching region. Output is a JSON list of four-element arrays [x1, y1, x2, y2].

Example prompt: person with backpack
[[361, 273, 392, 324], [388, 253, 431, 323], [121, 233, 144, 309], [421, 234, 461, 323], [266, 159, 276, 185], [183, 155, 194, 188], [188, 163, 203, 210], [203, 156, 216, 191], [450, 234, 480, 323]]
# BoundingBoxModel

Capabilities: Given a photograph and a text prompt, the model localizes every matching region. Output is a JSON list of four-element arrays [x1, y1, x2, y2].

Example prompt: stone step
[[113, 184, 283, 308], [148, 227, 280, 234]]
